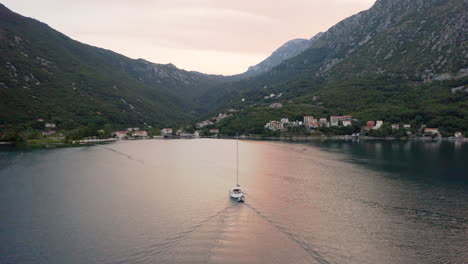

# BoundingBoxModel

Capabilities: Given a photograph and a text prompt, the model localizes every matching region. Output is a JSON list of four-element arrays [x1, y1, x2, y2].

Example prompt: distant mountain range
[[0, 0, 467, 135]]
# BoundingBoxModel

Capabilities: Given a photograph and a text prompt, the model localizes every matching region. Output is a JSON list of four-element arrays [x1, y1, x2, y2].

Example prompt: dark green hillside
[[0, 4, 224, 131], [199, 0, 467, 135]]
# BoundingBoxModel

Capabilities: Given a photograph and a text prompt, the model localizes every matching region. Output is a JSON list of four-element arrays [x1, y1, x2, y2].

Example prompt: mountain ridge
[[0, 3, 226, 129], [242, 32, 324, 77], [198, 0, 467, 135]]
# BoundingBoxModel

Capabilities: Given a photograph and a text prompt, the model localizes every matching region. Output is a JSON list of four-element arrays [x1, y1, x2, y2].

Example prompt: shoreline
[[215, 135, 468, 142], [1, 135, 466, 149]]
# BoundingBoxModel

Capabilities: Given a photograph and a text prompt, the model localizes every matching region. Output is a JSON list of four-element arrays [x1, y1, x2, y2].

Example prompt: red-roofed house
[[339, 115, 352, 121], [132, 131, 148, 137], [113, 131, 128, 140]]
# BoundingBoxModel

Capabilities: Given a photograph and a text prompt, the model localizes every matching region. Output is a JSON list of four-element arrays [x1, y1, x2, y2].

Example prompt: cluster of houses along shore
[[112, 127, 217, 140], [159, 128, 219, 138], [264, 115, 464, 138], [265, 115, 354, 131], [29, 112, 464, 141], [112, 128, 149, 139]]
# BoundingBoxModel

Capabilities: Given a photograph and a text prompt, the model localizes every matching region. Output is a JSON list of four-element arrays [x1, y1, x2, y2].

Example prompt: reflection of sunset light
[[1, 139, 466, 264]]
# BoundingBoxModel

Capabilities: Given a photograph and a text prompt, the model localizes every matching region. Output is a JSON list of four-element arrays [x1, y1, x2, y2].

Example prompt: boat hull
[[230, 192, 244, 199]]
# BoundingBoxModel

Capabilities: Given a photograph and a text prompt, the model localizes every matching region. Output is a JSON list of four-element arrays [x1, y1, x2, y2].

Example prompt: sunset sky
[[3, 0, 375, 75]]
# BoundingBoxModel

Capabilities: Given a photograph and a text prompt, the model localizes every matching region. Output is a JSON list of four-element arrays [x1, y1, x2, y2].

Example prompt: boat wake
[[96, 146, 145, 165]]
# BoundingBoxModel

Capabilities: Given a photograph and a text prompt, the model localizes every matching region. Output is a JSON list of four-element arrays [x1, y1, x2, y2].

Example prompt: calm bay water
[[0, 139, 466, 264]]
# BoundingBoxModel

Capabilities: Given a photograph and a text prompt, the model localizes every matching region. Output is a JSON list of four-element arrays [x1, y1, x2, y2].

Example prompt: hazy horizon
[[3, 0, 375, 75]]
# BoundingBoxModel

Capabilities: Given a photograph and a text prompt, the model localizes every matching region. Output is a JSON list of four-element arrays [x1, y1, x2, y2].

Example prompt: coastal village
[[0, 103, 465, 145], [263, 115, 457, 138]]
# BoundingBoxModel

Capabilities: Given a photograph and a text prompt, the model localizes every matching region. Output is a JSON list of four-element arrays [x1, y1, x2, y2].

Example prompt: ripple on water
[[169, 203, 314, 264]]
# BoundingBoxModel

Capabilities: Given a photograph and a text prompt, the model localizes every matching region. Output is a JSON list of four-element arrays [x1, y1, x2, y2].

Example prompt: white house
[[403, 124, 411, 129], [45, 123, 56, 128], [454, 132, 462, 138], [342, 120, 352, 127], [161, 128, 173, 136], [209, 129, 219, 134], [280, 118, 289, 124], [330, 116, 339, 126], [265, 121, 284, 131], [391, 124, 400, 130], [319, 118, 327, 126], [375, 120, 384, 129]]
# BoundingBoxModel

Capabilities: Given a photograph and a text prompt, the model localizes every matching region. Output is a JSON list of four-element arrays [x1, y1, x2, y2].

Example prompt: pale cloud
[[2, 0, 376, 75]]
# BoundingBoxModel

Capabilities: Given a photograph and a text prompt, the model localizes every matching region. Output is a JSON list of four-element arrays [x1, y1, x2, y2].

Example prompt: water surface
[[0, 139, 466, 263]]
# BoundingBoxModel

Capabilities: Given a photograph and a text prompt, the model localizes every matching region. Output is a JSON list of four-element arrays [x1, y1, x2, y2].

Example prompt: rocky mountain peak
[[242, 32, 323, 77], [284, 0, 467, 82]]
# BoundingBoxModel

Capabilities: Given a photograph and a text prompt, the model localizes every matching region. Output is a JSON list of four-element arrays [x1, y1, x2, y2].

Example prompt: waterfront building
[[161, 128, 173, 136], [132, 131, 148, 137], [265, 121, 284, 131], [342, 120, 352, 127], [330, 116, 340, 126], [319, 118, 327, 126], [375, 120, 384, 129], [424, 128, 439, 135], [304, 116, 314, 125]]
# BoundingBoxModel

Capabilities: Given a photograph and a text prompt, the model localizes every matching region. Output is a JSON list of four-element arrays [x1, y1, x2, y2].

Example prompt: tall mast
[[236, 132, 239, 186]]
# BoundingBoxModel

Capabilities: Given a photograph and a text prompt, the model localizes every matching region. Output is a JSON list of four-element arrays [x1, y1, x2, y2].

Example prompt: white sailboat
[[230, 134, 244, 202]]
